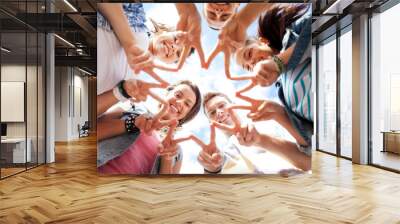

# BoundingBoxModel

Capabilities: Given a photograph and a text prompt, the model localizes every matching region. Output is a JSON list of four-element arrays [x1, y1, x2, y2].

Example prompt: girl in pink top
[[98, 80, 202, 175], [98, 132, 160, 174]]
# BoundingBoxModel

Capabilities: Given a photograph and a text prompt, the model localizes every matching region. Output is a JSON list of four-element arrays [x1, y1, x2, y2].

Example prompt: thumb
[[211, 152, 222, 164], [247, 112, 258, 119]]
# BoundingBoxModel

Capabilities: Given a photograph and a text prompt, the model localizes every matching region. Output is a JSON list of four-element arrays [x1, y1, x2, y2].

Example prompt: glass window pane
[[318, 37, 337, 154], [1, 31, 27, 177], [38, 32, 45, 165], [27, 31, 38, 169], [371, 3, 400, 171], [340, 28, 352, 158]]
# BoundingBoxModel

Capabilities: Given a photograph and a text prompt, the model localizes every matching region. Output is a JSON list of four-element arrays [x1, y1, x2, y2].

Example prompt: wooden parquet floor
[[1, 135, 400, 224]]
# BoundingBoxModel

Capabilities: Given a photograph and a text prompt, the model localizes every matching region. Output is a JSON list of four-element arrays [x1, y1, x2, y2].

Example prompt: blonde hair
[[149, 18, 175, 34]]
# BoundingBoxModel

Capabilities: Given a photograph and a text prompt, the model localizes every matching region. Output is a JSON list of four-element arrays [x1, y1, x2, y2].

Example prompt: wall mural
[[97, 2, 313, 175]]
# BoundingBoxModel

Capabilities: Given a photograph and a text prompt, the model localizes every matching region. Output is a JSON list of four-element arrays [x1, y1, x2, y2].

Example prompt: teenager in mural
[[201, 92, 310, 173], [97, 80, 201, 174], [97, 3, 205, 114]]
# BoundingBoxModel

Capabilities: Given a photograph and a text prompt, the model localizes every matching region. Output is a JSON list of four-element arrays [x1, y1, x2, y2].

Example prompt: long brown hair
[[258, 4, 308, 52], [166, 80, 201, 126]]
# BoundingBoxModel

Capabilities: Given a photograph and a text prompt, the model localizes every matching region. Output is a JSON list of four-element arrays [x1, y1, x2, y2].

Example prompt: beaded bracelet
[[124, 113, 139, 134], [272, 55, 285, 74]]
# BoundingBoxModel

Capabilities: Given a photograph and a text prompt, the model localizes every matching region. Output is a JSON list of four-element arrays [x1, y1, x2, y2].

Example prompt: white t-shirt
[[97, 27, 150, 95]]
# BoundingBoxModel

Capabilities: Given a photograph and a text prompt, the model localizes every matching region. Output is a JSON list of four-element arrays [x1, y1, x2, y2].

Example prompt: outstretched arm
[[98, 3, 135, 49], [247, 100, 308, 146], [234, 121, 310, 171], [97, 90, 119, 117], [175, 3, 206, 68], [97, 115, 126, 141], [255, 133, 311, 171], [174, 124, 224, 173]]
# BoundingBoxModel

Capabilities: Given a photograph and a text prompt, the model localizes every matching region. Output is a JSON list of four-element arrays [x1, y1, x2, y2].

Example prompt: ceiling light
[[54, 34, 75, 48], [78, 67, 92, 76], [63, 0, 78, 12], [1, 47, 11, 53]]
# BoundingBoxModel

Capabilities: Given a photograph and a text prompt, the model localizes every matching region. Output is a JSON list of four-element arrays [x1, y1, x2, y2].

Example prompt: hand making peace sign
[[173, 123, 224, 173], [174, 3, 206, 69], [211, 105, 261, 148], [205, 12, 247, 79], [133, 91, 175, 135], [123, 79, 165, 103], [157, 119, 180, 159], [124, 44, 175, 87], [231, 81, 286, 124]]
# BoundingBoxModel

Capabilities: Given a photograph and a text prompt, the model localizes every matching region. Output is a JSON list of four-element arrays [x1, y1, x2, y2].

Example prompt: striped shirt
[[279, 4, 313, 122], [281, 56, 313, 122]]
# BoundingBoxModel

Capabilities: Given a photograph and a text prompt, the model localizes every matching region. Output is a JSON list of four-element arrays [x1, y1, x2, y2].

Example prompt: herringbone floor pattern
[[1, 135, 400, 223]]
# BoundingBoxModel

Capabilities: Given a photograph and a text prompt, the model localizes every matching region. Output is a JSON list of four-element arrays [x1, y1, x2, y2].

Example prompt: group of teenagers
[[96, 3, 313, 175]]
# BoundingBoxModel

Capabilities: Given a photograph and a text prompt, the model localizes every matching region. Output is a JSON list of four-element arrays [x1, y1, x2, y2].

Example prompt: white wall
[[55, 66, 69, 141], [1, 65, 41, 137], [54, 67, 89, 141], [1, 64, 46, 164], [1, 65, 26, 141]]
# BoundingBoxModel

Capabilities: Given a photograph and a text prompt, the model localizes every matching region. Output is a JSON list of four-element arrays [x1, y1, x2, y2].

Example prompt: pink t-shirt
[[98, 132, 160, 175]]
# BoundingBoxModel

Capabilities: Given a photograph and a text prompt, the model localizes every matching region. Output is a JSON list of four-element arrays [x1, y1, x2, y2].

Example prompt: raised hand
[[220, 80, 264, 117], [174, 124, 224, 172], [205, 12, 248, 79], [174, 3, 206, 69], [124, 44, 176, 87], [133, 91, 175, 135], [123, 79, 165, 103], [212, 106, 261, 148], [230, 70, 283, 123], [134, 113, 176, 136], [212, 105, 241, 135], [157, 119, 180, 159], [236, 123, 261, 147], [247, 100, 286, 122], [253, 59, 280, 87]]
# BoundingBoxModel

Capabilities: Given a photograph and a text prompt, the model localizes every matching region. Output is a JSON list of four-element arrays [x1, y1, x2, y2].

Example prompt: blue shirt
[[97, 3, 148, 33]]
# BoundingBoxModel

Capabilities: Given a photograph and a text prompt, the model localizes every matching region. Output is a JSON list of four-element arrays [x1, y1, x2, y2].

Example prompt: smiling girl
[[97, 80, 201, 175]]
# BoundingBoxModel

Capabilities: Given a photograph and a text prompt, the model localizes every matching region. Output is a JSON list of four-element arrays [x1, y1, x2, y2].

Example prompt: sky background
[[121, 3, 296, 173]]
